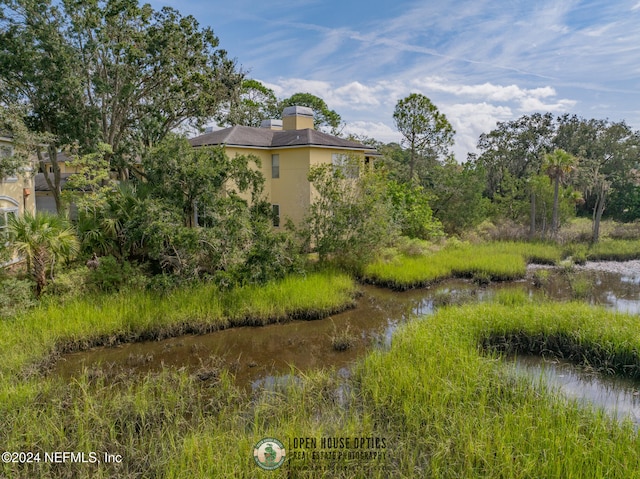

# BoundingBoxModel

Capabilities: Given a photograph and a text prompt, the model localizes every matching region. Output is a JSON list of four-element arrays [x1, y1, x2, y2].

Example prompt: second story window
[[272, 154, 279, 179], [332, 153, 359, 179]]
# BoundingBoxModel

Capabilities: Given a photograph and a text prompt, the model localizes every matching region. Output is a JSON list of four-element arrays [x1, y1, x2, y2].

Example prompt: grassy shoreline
[[0, 271, 358, 378], [3, 294, 640, 477], [3, 253, 640, 477], [363, 239, 640, 290], [354, 295, 640, 477], [363, 241, 561, 290]]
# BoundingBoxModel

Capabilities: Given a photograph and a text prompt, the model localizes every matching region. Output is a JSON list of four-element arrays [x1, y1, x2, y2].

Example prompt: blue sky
[[150, 0, 640, 160]]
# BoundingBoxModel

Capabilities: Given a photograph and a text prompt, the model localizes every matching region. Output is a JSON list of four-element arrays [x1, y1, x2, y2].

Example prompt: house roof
[[189, 126, 379, 155], [34, 172, 74, 192], [42, 151, 72, 163]]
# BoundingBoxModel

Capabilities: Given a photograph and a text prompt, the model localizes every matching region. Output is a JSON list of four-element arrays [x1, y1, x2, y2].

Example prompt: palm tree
[[543, 149, 577, 237], [8, 212, 79, 295]]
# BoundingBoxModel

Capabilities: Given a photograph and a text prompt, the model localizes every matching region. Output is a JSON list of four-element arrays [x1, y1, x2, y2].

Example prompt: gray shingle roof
[[34, 172, 74, 191], [189, 126, 378, 155]]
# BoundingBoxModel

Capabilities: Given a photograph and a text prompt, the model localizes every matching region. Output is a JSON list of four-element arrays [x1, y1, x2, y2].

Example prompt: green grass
[[4, 249, 640, 478], [363, 241, 562, 289], [0, 272, 358, 378], [587, 238, 640, 261], [355, 298, 640, 477], [365, 238, 640, 290], [4, 297, 640, 477]]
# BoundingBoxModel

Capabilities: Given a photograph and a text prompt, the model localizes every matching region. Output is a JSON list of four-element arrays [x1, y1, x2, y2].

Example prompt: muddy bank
[[576, 260, 640, 278]]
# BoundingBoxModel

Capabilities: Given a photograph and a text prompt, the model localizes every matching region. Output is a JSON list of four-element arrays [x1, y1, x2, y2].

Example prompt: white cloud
[[333, 82, 382, 109], [264, 75, 578, 161], [411, 77, 558, 103], [342, 121, 401, 144], [518, 97, 576, 112], [442, 103, 514, 160]]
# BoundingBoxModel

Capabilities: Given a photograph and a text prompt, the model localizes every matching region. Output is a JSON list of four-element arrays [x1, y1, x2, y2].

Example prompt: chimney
[[282, 106, 314, 131], [260, 119, 283, 130]]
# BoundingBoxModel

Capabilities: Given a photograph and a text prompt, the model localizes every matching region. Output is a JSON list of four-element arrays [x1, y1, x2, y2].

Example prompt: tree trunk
[[529, 191, 536, 240], [592, 190, 606, 244], [37, 146, 64, 214], [32, 249, 48, 297], [409, 143, 416, 183], [551, 176, 560, 237]]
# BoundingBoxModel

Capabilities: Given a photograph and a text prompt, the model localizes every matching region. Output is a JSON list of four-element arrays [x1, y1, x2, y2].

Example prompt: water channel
[[54, 262, 640, 425]]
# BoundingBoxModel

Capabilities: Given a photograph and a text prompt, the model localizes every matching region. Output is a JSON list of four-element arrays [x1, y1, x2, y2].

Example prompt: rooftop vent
[[260, 119, 283, 130], [282, 106, 314, 131]]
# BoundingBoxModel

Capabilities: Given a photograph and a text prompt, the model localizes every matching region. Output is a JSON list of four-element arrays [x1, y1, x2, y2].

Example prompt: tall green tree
[[216, 79, 279, 127], [0, 0, 243, 188], [0, 0, 90, 212], [475, 113, 555, 237], [0, 103, 52, 178], [143, 135, 265, 228], [430, 158, 489, 235], [302, 158, 397, 270], [393, 93, 454, 184], [554, 115, 640, 242], [543, 148, 577, 236]]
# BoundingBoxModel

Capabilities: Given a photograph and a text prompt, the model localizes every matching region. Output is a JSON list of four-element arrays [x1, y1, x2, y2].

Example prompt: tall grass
[[0, 272, 357, 377], [587, 238, 640, 261], [4, 299, 640, 478], [364, 241, 561, 289], [356, 299, 640, 477], [365, 238, 640, 290]]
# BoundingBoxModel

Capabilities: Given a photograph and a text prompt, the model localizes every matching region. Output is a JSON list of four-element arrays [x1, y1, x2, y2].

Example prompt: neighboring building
[[0, 134, 36, 239], [35, 150, 78, 213], [34, 172, 75, 214], [189, 106, 379, 226]]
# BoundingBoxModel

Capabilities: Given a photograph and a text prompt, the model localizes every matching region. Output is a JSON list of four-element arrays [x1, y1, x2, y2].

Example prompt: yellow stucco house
[[189, 106, 378, 226], [0, 134, 36, 239]]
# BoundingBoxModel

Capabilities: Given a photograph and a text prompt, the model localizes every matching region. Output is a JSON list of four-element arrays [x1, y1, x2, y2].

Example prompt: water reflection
[[510, 355, 640, 427], [54, 264, 640, 392]]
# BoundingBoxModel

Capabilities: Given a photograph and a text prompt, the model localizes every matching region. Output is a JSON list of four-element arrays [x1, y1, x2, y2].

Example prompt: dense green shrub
[[89, 256, 148, 293], [0, 278, 36, 318]]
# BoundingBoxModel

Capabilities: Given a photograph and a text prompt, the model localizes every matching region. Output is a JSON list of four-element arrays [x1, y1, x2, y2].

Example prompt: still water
[[54, 263, 640, 422], [510, 355, 640, 427]]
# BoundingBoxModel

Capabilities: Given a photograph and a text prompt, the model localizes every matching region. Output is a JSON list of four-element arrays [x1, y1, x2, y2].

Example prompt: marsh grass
[[355, 300, 640, 477], [365, 238, 640, 290], [330, 321, 357, 351], [568, 273, 595, 299], [0, 272, 358, 378], [2, 288, 640, 476], [364, 241, 560, 290], [587, 239, 640, 261]]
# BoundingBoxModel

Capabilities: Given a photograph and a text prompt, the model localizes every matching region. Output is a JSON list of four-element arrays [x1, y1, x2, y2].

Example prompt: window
[[0, 208, 17, 240], [332, 153, 359, 178], [272, 204, 280, 227], [272, 154, 280, 179], [0, 146, 17, 182]]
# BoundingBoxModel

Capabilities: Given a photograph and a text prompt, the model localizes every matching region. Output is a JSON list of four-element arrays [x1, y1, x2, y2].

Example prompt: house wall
[[271, 148, 311, 226], [219, 145, 367, 227], [224, 146, 313, 226], [0, 138, 36, 217], [41, 160, 79, 174]]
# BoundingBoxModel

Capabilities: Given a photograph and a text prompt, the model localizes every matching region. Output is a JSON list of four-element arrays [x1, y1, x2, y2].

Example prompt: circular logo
[[253, 437, 286, 470]]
